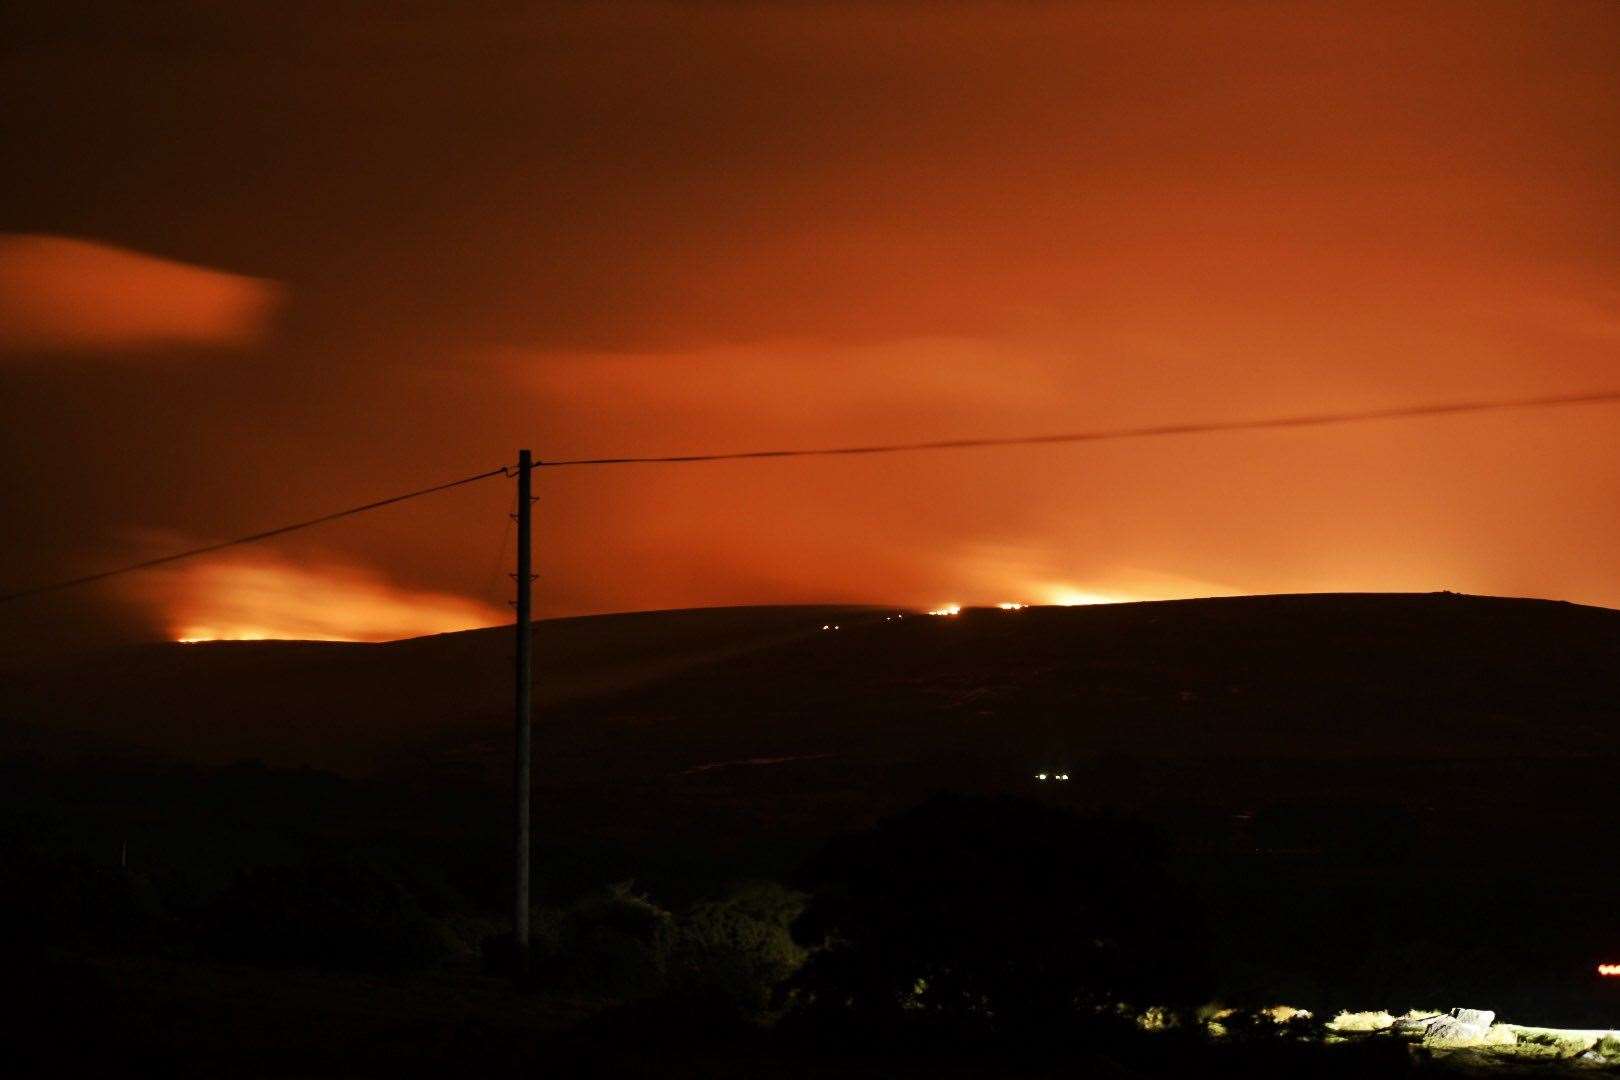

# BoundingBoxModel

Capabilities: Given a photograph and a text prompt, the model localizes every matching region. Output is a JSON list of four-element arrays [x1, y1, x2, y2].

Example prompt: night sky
[[3, 3, 1618, 651]]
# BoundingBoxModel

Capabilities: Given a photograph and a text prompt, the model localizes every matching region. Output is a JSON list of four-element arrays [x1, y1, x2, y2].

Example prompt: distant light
[[996, 602, 1027, 611], [1600, 963, 1620, 976], [1057, 773, 1070, 781], [927, 604, 961, 616], [821, 625, 829, 630], [1036, 773, 1048, 781]]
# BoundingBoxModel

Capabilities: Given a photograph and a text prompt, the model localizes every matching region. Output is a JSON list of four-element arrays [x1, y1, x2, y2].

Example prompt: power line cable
[[4, 388, 1617, 605], [533, 388, 1620, 468], [0, 465, 511, 605], [481, 504, 517, 605]]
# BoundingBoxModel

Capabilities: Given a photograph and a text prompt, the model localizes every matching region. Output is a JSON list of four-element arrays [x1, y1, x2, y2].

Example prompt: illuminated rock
[[1391, 1012, 1443, 1035], [1414, 1009, 1510, 1047], [1422, 1017, 1485, 1043]]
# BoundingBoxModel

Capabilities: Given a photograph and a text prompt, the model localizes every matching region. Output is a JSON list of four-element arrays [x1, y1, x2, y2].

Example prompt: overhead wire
[[0, 465, 512, 605], [3, 387, 1617, 605], [531, 388, 1620, 468], [481, 502, 518, 605]]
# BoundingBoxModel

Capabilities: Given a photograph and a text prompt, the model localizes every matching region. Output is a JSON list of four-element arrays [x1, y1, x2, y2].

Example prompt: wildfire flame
[[144, 552, 504, 643], [1045, 586, 1119, 607], [926, 603, 961, 616]]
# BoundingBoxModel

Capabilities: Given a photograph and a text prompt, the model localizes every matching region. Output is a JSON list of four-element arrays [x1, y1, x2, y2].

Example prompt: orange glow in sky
[[2, 5, 1619, 652], [0, 235, 283, 353], [1045, 588, 1120, 608], [151, 553, 505, 643]]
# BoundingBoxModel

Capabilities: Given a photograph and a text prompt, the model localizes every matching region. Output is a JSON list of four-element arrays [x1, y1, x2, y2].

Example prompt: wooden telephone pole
[[513, 449, 534, 978]]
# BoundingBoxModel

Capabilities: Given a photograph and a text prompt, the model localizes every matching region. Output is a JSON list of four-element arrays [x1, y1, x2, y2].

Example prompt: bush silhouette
[[203, 853, 455, 972], [0, 827, 161, 954], [488, 882, 675, 994], [489, 881, 807, 1009], [788, 792, 1210, 1039], [666, 881, 806, 1017], [562, 881, 675, 994]]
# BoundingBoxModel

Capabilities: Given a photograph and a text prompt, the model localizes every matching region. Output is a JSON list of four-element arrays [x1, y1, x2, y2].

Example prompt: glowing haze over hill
[[153, 553, 506, 643], [1, 4, 1618, 651]]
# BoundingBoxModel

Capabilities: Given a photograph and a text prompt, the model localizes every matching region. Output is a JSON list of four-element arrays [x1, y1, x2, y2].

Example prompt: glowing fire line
[[146, 553, 505, 643]]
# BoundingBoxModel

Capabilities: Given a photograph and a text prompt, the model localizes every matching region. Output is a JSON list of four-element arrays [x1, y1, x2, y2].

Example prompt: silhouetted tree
[[787, 792, 1210, 1039]]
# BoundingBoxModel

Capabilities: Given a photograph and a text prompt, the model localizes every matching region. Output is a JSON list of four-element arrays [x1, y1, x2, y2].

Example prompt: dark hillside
[[6, 592, 1619, 861], [6, 593, 1620, 1024], [8, 593, 1617, 772], [0, 604, 880, 771]]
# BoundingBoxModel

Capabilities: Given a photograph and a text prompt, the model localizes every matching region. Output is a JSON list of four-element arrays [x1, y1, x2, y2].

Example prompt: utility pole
[[512, 449, 534, 979]]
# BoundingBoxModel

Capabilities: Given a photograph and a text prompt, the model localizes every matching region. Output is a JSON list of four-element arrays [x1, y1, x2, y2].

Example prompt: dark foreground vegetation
[[5, 595, 1620, 1074], [7, 787, 1620, 1077], [6, 791, 1446, 1078]]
